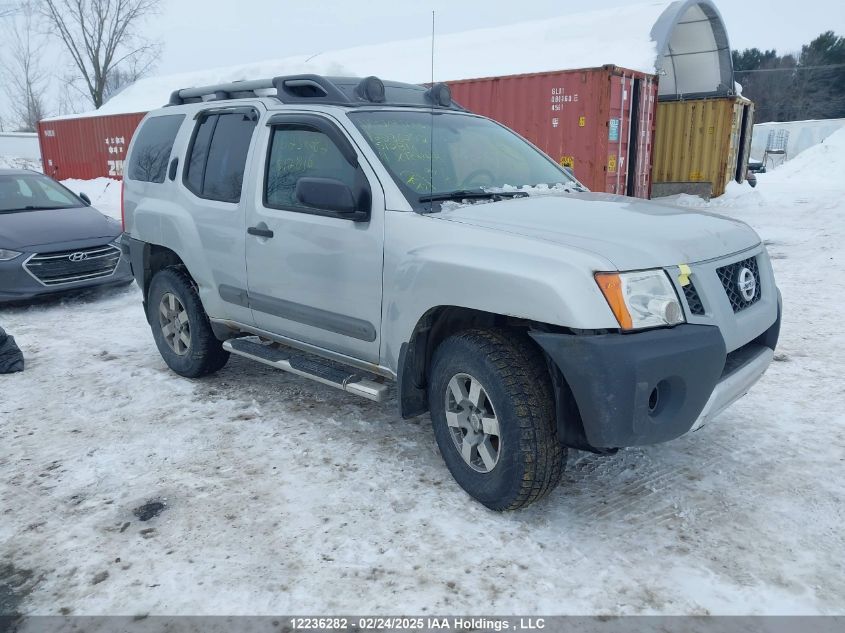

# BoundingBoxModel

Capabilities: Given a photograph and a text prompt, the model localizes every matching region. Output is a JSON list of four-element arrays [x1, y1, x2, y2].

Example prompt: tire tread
[[431, 328, 565, 510]]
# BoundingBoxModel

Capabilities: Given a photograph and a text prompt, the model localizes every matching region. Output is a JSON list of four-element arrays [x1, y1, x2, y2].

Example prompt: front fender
[[381, 211, 619, 372]]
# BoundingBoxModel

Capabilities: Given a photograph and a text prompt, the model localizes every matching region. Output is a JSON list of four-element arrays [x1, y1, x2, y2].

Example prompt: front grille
[[717, 256, 761, 313], [683, 281, 705, 315], [24, 244, 121, 286]]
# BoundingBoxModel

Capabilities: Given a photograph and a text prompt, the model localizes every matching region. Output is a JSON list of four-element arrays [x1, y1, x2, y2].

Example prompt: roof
[[45, 0, 733, 121]]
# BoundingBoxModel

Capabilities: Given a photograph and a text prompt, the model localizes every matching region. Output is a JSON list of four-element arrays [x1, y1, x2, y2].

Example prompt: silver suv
[[122, 75, 781, 511]]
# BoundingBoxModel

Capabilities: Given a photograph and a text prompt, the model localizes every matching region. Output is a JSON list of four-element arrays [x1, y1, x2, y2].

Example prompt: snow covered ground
[[2, 131, 845, 616], [0, 155, 41, 172]]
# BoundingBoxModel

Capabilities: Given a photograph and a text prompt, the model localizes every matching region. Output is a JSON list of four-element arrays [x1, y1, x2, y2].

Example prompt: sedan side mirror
[[79, 192, 92, 206], [295, 177, 369, 221]]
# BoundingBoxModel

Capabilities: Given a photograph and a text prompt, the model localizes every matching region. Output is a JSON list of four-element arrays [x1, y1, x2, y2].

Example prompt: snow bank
[[751, 118, 845, 164], [759, 125, 845, 186], [0, 155, 41, 172], [61, 177, 122, 220], [47, 2, 666, 120]]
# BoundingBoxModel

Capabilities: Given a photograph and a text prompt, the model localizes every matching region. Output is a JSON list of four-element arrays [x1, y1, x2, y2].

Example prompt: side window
[[264, 126, 357, 211], [127, 115, 184, 183], [184, 110, 257, 203]]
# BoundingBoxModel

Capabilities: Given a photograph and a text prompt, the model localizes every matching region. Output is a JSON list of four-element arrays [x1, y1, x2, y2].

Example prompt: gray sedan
[[0, 169, 132, 303]]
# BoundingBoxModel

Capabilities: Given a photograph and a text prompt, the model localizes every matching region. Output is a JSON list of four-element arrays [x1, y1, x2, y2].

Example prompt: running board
[[223, 336, 389, 402]]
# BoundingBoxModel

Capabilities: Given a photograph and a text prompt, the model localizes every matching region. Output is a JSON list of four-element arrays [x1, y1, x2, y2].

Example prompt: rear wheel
[[428, 328, 565, 511], [147, 267, 229, 377]]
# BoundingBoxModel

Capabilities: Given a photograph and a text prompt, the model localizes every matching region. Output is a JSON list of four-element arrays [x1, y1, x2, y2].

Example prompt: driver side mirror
[[79, 192, 92, 206], [295, 177, 370, 221]]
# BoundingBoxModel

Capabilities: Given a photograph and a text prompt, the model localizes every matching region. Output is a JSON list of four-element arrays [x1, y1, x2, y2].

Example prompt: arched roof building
[[651, 0, 735, 99]]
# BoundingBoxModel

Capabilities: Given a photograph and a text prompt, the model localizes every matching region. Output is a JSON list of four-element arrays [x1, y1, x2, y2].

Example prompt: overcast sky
[[1, 0, 843, 125], [152, 0, 844, 75]]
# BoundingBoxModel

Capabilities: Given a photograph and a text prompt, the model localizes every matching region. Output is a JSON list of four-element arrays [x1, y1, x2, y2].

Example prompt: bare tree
[[39, 0, 161, 108], [0, 3, 19, 18], [103, 53, 155, 101], [0, 1, 48, 131], [54, 73, 88, 115]]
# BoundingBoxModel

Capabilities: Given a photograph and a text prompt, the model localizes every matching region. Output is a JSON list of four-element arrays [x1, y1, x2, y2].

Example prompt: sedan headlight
[[595, 269, 685, 330], [0, 249, 22, 261]]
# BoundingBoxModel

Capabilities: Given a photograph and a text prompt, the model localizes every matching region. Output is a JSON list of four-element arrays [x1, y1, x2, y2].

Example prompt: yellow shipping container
[[652, 96, 754, 198]]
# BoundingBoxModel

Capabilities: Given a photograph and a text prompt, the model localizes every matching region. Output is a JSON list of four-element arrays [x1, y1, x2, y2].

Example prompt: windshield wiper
[[1, 205, 75, 212], [418, 190, 529, 203]]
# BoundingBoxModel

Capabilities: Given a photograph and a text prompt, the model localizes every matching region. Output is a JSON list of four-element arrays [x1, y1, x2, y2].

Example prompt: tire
[[146, 267, 229, 378], [428, 328, 565, 511]]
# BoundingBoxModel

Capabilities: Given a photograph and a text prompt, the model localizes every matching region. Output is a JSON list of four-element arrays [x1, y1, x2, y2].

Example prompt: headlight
[[595, 269, 685, 330], [0, 249, 22, 261]]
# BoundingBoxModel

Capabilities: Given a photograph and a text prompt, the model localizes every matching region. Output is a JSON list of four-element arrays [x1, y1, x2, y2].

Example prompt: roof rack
[[167, 74, 464, 110]]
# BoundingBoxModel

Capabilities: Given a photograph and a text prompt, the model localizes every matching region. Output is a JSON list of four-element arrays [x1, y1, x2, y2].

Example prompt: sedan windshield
[[0, 173, 82, 213], [348, 110, 577, 211]]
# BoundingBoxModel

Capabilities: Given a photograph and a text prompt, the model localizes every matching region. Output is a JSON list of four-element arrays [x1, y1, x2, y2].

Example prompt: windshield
[[349, 110, 577, 211], [0, 173, 82, 213]]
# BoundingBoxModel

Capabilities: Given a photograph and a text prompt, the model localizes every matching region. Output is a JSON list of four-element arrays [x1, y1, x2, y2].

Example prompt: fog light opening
[[648, 386, 660, 413]]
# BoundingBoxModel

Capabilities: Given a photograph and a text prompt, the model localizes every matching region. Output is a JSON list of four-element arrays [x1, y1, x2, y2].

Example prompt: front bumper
[[0, 242, 133, 304], [530, 299, 781, 449]]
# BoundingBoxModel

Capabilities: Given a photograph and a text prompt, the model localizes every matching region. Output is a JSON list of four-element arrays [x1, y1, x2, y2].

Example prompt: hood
[[433, 192, 761, 270], [0, 205, 120, 250]]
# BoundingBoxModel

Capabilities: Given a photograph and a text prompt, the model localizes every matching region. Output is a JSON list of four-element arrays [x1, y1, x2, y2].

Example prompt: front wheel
[[146, 267, 229, 378], [428, 328, 565, 511]]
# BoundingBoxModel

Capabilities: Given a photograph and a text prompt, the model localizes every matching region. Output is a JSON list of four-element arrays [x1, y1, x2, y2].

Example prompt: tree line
[[0, 0, 160, 131], [733, 31, 845, 123]]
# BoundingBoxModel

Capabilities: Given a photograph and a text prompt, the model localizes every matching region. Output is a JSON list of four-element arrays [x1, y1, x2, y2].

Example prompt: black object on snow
[[0, 327, 24, 374]]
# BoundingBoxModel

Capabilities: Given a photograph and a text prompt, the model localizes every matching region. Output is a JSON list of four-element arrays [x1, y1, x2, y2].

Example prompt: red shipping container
[[37, 112, 146, 181], [448, 65, 659, 198]]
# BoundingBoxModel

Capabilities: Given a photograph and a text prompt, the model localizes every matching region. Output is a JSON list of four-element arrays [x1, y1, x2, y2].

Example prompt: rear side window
[[128, 115, 184, 183], [184, 110, 257, 203], [265, 127, 357, 210]]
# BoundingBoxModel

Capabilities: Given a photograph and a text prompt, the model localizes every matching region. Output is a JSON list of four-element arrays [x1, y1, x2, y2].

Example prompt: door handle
[[247, 226, 274, 238]]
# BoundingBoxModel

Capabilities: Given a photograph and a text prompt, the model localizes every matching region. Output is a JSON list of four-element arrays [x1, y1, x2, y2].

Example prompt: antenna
[[431, 10, 435, 85], [429, 9, 435, 213]]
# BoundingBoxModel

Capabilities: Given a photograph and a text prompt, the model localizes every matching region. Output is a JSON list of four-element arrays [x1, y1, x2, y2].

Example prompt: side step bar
[[223, 336, 389, 402]]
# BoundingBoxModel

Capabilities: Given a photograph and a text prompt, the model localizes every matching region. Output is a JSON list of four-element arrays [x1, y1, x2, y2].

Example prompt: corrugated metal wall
[[448, 66, 658, 198], [37, 113, 146, 181], [652, 96, 752, 198]]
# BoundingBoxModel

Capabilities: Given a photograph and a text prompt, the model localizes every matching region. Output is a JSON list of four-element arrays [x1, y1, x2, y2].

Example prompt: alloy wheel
[[444, 373, 501, 473], [158, 292, 191, 356]]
